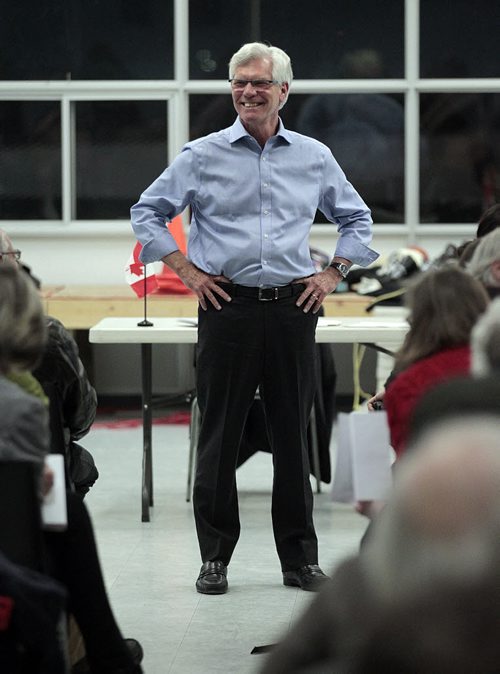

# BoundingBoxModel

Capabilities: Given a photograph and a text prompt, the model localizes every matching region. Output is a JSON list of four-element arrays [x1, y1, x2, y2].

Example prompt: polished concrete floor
[[84, 418, 368, 674]]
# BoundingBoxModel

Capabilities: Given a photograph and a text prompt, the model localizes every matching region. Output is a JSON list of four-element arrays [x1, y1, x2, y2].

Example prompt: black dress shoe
[[283, 564, 329, 592], [72, 637, 144, 673], [196, 560, 228, 594]]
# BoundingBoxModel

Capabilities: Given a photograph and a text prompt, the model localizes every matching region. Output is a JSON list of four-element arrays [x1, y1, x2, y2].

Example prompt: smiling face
[[231, 57, 288, 146]]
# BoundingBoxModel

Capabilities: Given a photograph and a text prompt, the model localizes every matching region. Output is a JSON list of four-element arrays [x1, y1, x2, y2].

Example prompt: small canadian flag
[[125, 242, 159, 298]]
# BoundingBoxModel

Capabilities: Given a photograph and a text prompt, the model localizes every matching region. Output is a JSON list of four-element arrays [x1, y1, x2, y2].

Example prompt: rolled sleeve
[[131, 148, 198, 263]]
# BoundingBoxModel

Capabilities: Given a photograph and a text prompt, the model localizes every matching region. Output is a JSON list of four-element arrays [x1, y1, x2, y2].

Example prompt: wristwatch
[[329, 262, 350, 279]]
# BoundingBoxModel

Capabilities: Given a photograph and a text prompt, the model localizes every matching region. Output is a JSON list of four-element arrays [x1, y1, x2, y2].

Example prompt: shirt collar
[[229, 116, 293, 145]]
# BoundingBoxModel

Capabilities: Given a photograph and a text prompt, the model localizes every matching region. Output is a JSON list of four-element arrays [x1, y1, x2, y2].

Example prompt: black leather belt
[[222, 283, 305, 301]]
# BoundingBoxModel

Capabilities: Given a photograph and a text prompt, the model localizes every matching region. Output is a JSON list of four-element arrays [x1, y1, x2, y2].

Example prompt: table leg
[[141, 343, 153, 522]]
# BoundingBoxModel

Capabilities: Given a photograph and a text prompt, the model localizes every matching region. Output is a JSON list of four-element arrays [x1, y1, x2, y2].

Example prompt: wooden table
[[89, 315, 409, 522], [43, 285, 373, 330]]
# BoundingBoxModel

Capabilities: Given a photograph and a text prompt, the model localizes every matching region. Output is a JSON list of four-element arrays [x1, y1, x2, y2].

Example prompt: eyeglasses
[[229, 79, 279, 91], [0, 250, 21, 261]]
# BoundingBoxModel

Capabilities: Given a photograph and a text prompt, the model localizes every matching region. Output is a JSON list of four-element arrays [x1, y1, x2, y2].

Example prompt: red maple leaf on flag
[[125, 242, 159, 298]]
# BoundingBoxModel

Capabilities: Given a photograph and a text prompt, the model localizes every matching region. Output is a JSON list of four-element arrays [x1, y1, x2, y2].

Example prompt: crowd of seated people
[[0, 228, 99, 498], [258, 208, 500, 672], [2, 205, 499, 671], [0, 265, 144, 673], [260, 411, 500, 673], [367, 223, 500, 451], [382, 265, 489, 457]]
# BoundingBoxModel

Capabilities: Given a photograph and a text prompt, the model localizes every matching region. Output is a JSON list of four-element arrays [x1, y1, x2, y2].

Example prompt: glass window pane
[[75, 101, 168, 219], [420, 94, 500, 223], [0, 1, 173, 80], [0, 102, 61, 219], [189, 0, 404, 79], [190, 92, 405, 223], [421, 0, 500, 78]]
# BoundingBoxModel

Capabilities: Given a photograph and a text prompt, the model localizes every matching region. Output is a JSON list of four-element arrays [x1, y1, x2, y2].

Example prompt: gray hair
[[228, 42, 293, 107], [363, 418, 500, 603], [0, 228, 16, 265], [467, 227, 500, 287], [0, 266, 47, 374], [471, 297, 500, 374]]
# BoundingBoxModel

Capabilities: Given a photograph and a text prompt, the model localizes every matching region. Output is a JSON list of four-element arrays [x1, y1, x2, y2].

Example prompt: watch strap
[[329, 262, 350, 278]]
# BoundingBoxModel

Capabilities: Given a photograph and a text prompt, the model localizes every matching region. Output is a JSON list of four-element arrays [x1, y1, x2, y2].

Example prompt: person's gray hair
[[0, 228, 16, 261], [228, 42, 293, 107], [471, 297, 500, 374], [362, 417, 500, 603], [467, 227, 500, 287], [0, 266, 47, 374]]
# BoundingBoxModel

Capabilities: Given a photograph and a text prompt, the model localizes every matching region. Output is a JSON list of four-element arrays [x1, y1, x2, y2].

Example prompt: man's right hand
[[162, 251, 232, 310]]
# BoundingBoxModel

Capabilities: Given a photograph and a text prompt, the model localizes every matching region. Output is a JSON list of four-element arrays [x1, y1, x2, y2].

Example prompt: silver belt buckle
[[258, 287, 278, 301]]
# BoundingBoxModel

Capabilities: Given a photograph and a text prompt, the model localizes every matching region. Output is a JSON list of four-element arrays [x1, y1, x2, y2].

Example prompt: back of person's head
[[351, 570, 500, 674], [363, 417, 500, 603], [408, 375, 500, 448], [0, 266, 47, 374], [0, 228, 19, 266], [394, 264, 489, 372], [458, 236, 481, 266], [471, 297, 500, 374], [467, 227, 500, 288], [476, 203, 500, 238], [229, 42, 293, 96]]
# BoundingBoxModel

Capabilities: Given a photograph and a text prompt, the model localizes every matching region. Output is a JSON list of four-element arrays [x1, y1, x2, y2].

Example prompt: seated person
[[259, 415, 500, 674], [372, 265, 489, 456], [360, 265, 489, 520], [467, 227, 500, 300], [471, 297, 500, 375], [0, 227, 98, 496], [369, 225, 500, 413], [0, 265, 143, 674]]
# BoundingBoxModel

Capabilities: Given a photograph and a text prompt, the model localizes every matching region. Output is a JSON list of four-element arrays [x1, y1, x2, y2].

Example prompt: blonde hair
[[0, 266, 46, 374]]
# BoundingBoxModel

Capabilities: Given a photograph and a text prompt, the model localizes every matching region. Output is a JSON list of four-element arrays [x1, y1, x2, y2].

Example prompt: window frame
[[0, 0, 499, 242]]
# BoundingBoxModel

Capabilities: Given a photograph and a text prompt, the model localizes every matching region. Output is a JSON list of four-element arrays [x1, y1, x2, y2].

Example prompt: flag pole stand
[[137, 264, 153, 327]]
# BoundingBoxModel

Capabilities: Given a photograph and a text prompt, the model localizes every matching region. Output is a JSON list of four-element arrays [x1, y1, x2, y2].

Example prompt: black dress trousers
[[193, 286, 319, 570]]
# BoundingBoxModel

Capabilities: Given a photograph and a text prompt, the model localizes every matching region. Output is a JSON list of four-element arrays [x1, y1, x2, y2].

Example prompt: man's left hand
[[295, 267, 344, 314]]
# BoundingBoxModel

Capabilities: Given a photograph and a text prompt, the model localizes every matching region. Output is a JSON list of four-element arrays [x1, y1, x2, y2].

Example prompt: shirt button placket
[[260, 153, 271, 282]]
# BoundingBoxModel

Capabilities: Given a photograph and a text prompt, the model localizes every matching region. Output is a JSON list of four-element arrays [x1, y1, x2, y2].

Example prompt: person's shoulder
[[285, 128, 331, 153], [392, 345, 470, 389], [431, 344, 470, 366], [0, 375, 45, 412], [184, 127, 231, 152], [45, 315, 76, 356], [46, 315, 70, 340]]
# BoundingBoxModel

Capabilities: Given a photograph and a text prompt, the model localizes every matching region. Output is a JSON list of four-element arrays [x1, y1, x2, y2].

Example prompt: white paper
[[347, 321, 409, 329], [331, 411, 393, 502], [42, 454, 68, 531], [330, 413, 355, 502]]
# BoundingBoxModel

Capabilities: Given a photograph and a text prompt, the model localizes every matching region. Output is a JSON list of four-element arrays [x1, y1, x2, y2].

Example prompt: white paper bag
[[42, 454, 68, 531], [331, 411, 393, 503]]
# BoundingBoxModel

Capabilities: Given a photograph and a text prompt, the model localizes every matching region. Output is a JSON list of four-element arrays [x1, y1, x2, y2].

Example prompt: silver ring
[[311, 294, 319, 300]]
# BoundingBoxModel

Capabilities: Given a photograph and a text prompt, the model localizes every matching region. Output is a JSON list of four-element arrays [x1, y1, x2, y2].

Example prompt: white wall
[[9, 221, 477, 286]]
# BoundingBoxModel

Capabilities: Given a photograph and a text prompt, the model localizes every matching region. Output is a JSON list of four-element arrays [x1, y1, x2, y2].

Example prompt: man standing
[[131, 42, 378, 594]]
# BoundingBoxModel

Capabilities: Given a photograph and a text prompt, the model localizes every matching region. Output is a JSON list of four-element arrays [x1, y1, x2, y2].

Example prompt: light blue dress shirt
[[131, 117, 378, 287]]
